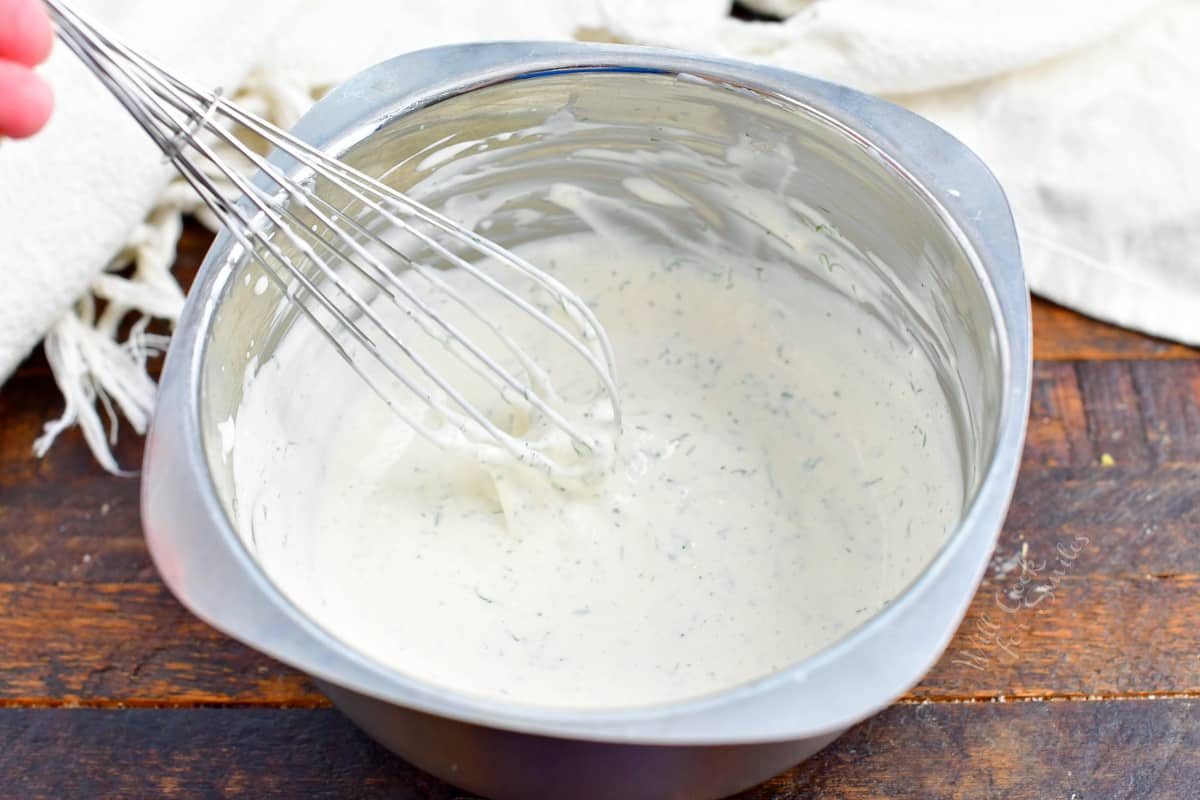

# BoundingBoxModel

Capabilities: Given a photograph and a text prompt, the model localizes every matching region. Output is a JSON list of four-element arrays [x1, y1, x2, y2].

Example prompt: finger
[[0, 0, 54, 66], [0, 59, 53, 138]]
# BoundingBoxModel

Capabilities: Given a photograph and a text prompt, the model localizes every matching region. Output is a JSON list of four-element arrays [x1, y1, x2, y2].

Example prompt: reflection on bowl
[[143, 43, 1030, 800]]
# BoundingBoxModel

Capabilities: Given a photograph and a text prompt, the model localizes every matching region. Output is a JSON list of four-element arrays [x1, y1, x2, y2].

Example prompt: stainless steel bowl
[[142, 42, 1031, 800]]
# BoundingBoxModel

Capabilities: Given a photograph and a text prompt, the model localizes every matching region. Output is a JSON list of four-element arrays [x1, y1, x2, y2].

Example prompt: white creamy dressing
[[229, 193, 963, 708]]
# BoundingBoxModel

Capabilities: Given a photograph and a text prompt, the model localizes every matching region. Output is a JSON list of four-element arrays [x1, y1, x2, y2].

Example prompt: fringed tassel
[[35, 312, 170, 475], [33, 76, 320, 473]]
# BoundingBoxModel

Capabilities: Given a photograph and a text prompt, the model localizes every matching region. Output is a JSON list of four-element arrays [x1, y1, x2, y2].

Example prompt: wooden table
[[2, 222, 1198, 798]]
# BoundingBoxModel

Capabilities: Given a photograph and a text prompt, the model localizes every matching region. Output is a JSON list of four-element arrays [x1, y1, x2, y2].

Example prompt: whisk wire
[[46, 0, 622, 476], [81, 10, 621, 431]]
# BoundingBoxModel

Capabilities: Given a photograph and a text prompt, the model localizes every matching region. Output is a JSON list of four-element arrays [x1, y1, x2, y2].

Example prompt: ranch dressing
[[230, 208, 963, 710]]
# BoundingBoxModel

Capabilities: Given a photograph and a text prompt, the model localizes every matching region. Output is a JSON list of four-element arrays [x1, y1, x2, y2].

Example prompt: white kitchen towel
[[0, 0, 295, 471], [607, 0, 1200, 347], [1, 0, 1196, 471]]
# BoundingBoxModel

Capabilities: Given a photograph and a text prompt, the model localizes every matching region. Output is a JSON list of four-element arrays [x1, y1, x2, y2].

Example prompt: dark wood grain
[[1032, 300, 1200, 361], [1000, 467, 1200, 574], [3, 216, 1200, 797], [6, 358, 1197, 582], [1, 700, 1196, 799], [918, 573, 1200, 699], [0, 583, 322, 706], [750, 698, 1200, 800], [0, 708, 450, 800], [0, 372, 150, 582], [1023, 360, 1200, 467], [2, 365, 1199, 706], [4, 570, 1197, 705]]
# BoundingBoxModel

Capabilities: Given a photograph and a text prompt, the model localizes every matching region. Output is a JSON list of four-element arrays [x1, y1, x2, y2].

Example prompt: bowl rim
[[142, 41, 1032, 746]]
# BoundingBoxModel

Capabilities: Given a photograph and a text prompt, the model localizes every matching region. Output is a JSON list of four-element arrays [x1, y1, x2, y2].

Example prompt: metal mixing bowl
[[142, 42, 1031, 800]]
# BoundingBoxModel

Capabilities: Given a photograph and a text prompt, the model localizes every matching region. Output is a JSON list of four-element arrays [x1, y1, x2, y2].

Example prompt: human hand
[[0, 0, 53, 138]]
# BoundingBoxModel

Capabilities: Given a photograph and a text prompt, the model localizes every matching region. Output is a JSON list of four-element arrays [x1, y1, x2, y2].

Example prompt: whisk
[[46, 0, 622, 477]]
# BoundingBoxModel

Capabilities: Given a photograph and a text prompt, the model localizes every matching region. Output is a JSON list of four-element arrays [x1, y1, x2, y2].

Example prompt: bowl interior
[[196, 69, 1003, 702]]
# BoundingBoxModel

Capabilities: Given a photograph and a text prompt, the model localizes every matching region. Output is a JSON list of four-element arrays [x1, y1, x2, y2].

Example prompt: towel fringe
[[34, 74, 319, 474]]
